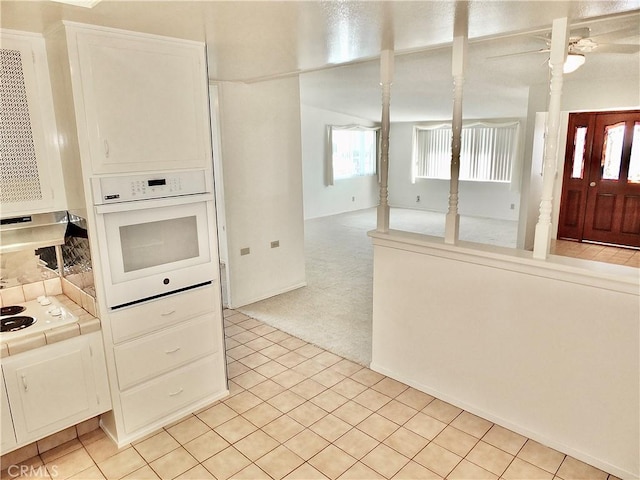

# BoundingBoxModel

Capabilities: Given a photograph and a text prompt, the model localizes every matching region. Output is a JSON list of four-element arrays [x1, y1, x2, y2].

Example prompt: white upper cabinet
[[64, 23, 212, 174], [0, 30, 67, 217]]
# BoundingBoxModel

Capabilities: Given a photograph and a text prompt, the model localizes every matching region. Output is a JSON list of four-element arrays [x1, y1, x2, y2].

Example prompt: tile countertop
[[0, 278, 100, 358]]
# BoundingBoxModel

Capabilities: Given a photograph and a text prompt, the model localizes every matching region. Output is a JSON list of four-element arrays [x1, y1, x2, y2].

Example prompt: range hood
[[0, 211, 68, 254]]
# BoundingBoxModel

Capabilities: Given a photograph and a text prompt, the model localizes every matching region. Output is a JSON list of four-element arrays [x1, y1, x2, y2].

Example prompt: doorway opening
[[558, 110, 640, 249]]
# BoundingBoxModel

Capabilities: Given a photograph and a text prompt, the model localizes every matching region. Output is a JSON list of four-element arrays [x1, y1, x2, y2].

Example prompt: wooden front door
[[558, 111, 640, 248]]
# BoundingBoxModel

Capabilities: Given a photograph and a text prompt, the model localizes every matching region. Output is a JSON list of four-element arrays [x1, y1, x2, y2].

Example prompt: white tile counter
[[0, 278, 101, 357]]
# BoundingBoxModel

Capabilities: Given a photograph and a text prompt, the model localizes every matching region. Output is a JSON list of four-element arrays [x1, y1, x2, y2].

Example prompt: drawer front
[[114, 314, 219, 390], [110, 285, 216, 343], [120, 355, 224, 433]]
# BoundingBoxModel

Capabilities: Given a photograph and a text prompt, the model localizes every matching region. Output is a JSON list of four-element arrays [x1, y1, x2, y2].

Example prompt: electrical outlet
[[416, 195, 421, 202], [270, 240, 280, 248], [352, 196, 355, 202], [240, 247, 250, 255], [510, 203, 515, 210]]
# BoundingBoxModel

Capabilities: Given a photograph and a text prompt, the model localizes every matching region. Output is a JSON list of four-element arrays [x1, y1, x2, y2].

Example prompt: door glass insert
[[601, 123, 625, 180], [119, 216, 199, 272], [571, 126, 587, 179], [628, 123, 640, 183]]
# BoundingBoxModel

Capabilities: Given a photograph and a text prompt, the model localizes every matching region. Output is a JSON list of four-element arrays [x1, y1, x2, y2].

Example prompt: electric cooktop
[[0, 296, 78, 339]]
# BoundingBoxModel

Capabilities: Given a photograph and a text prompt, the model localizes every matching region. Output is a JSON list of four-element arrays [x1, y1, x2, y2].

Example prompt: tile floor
[[1, 309, 622, 480], [551, 239, 640, 267]]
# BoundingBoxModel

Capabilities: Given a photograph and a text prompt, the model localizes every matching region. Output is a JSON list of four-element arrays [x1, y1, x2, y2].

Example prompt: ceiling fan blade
[[588, 26, 640, 43], [592, 43, 640, 54], [530, 34, 551, 42], [487, 48, 549, 60]]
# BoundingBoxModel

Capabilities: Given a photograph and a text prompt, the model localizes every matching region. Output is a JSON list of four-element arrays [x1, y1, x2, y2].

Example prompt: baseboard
[[369, 362, 637, 480], [228, 281, 307, 309]]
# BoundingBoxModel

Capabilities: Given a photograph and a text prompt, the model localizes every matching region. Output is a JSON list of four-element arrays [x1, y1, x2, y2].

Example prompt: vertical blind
[[413, 121, 520, 183]]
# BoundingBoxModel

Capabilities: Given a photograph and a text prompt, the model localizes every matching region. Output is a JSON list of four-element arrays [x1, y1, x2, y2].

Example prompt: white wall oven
[[92, 170, 217, 309]]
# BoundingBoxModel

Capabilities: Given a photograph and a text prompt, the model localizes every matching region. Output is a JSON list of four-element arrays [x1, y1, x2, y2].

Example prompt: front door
[[558, 111, 640, 248]]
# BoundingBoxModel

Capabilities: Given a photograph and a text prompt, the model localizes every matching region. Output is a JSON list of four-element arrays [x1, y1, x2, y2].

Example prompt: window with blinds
[[412, 122, 519, 183]]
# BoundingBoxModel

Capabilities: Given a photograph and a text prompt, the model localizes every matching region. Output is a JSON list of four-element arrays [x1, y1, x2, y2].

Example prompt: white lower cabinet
[[1, 370, 17, 452], [1, 332, 111, 449], [103, 284, 228, 444]]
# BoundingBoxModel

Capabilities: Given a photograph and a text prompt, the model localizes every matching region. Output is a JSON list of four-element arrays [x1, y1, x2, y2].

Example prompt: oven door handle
[[95, 193, 214, 214]]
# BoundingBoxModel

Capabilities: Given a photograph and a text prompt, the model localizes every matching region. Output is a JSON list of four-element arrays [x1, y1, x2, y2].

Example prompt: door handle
[[589, 182, 596, 187], [168, 388, 183, 397]]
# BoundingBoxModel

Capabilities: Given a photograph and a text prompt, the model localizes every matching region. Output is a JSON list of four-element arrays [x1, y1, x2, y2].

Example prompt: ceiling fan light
[[563, 53, 586, 73]]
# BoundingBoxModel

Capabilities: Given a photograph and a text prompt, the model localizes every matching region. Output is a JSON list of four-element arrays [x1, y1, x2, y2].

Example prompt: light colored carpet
[[238, 207, 517, 366]]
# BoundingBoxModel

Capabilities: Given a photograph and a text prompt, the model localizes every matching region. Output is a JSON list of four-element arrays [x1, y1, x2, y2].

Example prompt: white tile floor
[[551, 239, 640, 267], [1, 308, 621, 480]]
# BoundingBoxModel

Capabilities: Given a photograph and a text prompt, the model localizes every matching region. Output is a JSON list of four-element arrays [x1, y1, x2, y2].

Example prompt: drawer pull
[[160, 310, 176, 317], [165, 346, 181, 354], [168, 387, 183, 397], [21, 374, 28, 391]]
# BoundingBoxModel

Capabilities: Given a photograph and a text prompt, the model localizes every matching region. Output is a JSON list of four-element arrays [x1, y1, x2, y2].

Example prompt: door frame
[[555, 109, 640, 247], [208, 83, 231, 308]]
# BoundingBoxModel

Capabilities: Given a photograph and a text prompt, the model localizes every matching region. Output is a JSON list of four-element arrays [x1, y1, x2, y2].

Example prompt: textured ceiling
[[2, 1, 639, 121]]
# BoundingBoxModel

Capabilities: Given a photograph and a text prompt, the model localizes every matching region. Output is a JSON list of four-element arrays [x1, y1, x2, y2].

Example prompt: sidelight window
[[628, 123, 640, 183], [570, 126, 588, 179], [601, 122, 625, 180]]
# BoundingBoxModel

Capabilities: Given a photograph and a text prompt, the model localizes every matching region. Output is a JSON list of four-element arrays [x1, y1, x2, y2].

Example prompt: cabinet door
[[0, 31, 66, 216], [2, 333, 110, 443], [1, 371, 17, 453], [69, 25, 212, 174]]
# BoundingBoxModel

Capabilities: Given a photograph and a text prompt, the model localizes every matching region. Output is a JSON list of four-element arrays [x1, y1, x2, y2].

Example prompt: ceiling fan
[[491, 26, 640, 73]]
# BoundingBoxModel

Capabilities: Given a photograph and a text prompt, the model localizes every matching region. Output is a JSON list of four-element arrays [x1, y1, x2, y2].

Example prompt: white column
[[377, 49, 393, 233], [533, 18, 569, 259], [445, 35, 467, 244]]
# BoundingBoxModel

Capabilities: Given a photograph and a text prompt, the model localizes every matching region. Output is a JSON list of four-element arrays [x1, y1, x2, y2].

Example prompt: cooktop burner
[[1, 305, 26, 316], [1, 316, 36, 332], [0, 297, 78, 338]]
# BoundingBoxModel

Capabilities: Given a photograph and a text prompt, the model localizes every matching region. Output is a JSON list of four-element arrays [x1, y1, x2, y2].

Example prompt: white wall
[[216, 78, 306, 308], [301, 105, 379, 219], [370, 232, 639, 479], [388, 122, 523, 221]]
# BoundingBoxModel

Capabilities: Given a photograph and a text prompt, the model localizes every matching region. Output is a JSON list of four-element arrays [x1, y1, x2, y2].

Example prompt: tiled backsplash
[[0, 277, 62, 305], [0, 277, 97, 317]]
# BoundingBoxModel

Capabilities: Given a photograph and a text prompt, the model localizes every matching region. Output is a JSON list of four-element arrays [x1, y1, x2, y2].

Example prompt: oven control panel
[[92, 170, 209, 204]]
